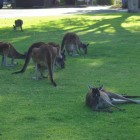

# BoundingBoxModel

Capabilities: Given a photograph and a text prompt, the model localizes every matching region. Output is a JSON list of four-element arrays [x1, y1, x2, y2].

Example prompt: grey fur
[[86, 86, 140, 112], [61, 32, 89, 56]]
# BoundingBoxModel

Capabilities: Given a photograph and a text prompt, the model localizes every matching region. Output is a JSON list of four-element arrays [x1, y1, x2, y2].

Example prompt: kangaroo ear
[[99, 85, 103, 90], [88, 85, 93, 90], [88, 85, 95, 90]]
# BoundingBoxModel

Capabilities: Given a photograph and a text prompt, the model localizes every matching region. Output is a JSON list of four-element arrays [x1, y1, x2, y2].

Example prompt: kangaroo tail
[[9, 43, 26, 59], [12, 42, 45, 74], [12, 47, 32, 74], [122, 95, 140, 98]]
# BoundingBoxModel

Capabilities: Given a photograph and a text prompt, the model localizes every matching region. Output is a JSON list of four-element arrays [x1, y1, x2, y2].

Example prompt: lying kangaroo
[[13, 19, 23, 31], [86, 85, 140, 112], [61, 32, 89, 56], [13, 42, 65, 86], [0, 41, 26, 67]]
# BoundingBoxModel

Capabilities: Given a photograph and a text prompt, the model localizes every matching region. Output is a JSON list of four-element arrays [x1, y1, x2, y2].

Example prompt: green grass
[[0, 13, 140, 140]]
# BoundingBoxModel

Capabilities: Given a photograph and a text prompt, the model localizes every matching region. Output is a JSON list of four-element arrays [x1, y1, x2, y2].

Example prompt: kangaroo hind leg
[[107, 92, 139, 104], [47, 58, 57, 87]]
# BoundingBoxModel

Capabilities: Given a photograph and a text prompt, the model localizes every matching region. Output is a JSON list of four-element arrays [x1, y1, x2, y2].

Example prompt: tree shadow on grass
[[0, 13, 139, 68], [0, 13, 137, 45]]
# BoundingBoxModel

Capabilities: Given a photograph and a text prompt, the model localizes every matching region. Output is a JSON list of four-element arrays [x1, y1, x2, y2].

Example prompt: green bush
[[97, 0, 115, 5], [65, 0, 75, 5]]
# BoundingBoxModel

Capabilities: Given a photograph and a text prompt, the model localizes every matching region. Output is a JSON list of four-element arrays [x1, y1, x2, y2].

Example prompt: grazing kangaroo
[[13, 19, 23, 31], [12, 42, 65, 86], [12, 42, 65, 73], [86, 85, 140, 112], [0, 42, 26, 67], [61, 32, 89, 56], [48, 42, 65, 68]]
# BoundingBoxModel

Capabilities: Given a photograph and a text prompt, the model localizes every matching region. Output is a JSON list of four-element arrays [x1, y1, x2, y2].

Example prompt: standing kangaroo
[[61, 32, 89, 56], [86, 85, 140, 112], [31, 44, 62, 86], [12, 42, 65, 87], [13, 19, 23, 31], [0, 42, 26, 66]]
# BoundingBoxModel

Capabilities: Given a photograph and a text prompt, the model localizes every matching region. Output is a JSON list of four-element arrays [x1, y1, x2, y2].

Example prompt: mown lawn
[[0, 12, 140, 140]]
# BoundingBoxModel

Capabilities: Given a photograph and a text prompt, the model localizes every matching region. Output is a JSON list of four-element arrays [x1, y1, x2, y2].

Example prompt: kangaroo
[[61, 32, 89, 56], [13, 19, 23, 31], [31, 44, 62, 86], [31, 42, 64, 79], [12, 42, 65, 74], [86, 85, 140, 112], [0, 41, 26, 67], [12, 42, 65, 86]]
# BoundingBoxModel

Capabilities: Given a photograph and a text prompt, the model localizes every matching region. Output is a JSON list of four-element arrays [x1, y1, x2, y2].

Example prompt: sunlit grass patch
[[0, 13, 140, 140]]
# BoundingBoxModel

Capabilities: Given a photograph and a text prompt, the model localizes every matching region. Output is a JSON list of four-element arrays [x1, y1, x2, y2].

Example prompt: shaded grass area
[[0, 13, 140, 140]]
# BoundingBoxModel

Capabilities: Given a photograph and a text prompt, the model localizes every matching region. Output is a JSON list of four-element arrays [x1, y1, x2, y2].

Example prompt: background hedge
[[96, 0, 115, 5]]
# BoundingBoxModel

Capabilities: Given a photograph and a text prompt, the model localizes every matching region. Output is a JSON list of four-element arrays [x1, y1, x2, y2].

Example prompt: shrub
[[97, 0, 115, 5]]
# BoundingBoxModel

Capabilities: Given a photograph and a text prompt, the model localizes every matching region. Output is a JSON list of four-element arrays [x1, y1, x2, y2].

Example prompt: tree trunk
[[128, 0, 139, 13], [43, 0, 47, 7], [65, 0, 76, 5]]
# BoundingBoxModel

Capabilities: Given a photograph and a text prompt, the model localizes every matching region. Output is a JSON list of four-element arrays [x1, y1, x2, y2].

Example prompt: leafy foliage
[[97, 0, 115, 5]]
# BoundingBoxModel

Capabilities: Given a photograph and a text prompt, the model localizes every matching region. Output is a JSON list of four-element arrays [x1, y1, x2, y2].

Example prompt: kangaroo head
[[91, 87, 100, 97], [48, 42, 65, 69], [61, 50, 66, 61], [88, 85, 103, 106], [91, 87, 100, 107], [56, 49, 65, 69], [80, 43, 89, 54]]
